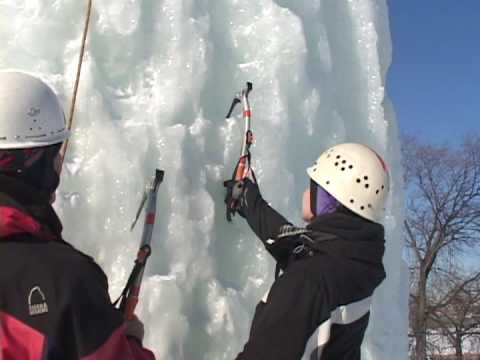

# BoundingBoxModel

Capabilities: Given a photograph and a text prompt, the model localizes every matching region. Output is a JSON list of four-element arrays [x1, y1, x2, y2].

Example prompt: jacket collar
[[0, 174, 62, 241], [306, 210, 385, 266]]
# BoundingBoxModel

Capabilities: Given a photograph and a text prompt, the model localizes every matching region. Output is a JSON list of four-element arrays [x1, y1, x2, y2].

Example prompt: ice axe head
[[226, 97, 241, 119]]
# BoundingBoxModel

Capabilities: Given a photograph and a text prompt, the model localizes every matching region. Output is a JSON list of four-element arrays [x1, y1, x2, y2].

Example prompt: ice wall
[[0, 0, 408, 359]]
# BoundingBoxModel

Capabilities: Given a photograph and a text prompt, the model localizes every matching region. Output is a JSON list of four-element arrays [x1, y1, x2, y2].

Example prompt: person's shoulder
[[47, 240, 108, 287], [298, 249, 380, 306], [285, 250, 353, 297], [282, 254, 331, 287]]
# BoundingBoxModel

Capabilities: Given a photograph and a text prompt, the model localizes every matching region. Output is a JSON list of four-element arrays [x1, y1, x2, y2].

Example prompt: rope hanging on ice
[[61, 0, 93, 163]]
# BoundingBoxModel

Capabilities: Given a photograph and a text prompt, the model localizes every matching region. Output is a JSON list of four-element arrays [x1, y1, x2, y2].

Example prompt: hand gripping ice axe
[[115, 169, 165, 320], [224, 82, 257, 221]]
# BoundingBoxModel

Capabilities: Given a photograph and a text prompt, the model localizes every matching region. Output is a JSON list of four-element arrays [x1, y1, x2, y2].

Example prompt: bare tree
[[428, 269, 480, 359], [403, 135, 480, 359]]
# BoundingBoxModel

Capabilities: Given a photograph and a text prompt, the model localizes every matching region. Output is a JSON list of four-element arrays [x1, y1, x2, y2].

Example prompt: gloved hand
[[224, 177, 260, 221], [224, 179, 245, 221], [126, 315, 145, 344]]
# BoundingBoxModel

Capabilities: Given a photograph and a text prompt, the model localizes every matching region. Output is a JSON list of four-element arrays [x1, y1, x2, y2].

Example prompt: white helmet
[[307, 143, 390, 222], [0, 71, 70, 149]]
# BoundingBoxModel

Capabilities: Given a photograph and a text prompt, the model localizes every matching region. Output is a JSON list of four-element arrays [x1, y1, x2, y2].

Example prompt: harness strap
[[273, 228, 338, 279]]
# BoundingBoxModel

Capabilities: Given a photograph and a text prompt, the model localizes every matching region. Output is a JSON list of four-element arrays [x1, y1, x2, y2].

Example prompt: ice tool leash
[[115, 169, 165, 320], [224, 82, 257, 221]]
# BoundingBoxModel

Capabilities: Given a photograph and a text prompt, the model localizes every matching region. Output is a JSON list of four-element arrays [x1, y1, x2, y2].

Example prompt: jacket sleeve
[[69, 262, 155, 360], [235, 262, 330, 360], [239, 179, 293, 263]]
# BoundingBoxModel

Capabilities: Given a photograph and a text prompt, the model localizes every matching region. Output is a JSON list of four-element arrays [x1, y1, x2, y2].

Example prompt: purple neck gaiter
[[310, 180, 339, 217]]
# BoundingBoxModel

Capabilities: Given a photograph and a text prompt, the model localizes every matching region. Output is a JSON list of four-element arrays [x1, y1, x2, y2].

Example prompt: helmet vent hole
[[341, 167, 345, 171], [364, 176, 368, 180], [365, 184, 369, 189], [350, 199, 355, 204], [376, 189, 379, 194], [326, 181, 330, 185], [356, 178, 361, 183], [368, 204, 372, 208], [335, 162, 339, 166], [342, 160, 346, 164], [381, 185, 385, 190], [30, 128, 33, 131], [360, 206, 365, 210], [349, 165, 353, 169], [336, 155, 341, 159]]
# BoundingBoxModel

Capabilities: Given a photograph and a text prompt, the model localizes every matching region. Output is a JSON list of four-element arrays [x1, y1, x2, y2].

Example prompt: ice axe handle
[[124, 287, 140, 321], [234, 156, 249, 181]]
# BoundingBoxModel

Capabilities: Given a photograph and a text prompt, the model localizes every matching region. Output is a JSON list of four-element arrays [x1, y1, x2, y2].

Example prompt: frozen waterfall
[[0, 0, 408, 359]]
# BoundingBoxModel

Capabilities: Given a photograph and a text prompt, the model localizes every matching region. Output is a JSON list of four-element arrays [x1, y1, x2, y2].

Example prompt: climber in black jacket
[[225, 143, 390, 360]]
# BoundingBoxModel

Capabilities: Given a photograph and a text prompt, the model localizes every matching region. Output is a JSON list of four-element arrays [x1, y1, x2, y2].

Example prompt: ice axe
[[115, 169, 165, 320], [224, 82, 257, 221]]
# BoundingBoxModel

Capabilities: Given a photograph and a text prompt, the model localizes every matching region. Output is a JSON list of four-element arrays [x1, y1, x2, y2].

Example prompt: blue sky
[[387, 1, 480, 143]]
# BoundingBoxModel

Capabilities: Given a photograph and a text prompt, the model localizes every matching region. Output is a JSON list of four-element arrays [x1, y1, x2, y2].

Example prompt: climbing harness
[[115, 169, 165, 320], [60, 0, 93, 166], [224, 82, 257, 221]]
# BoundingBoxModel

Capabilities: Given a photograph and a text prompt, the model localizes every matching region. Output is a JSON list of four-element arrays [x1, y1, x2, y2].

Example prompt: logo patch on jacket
[[28, 286, 49, 316]]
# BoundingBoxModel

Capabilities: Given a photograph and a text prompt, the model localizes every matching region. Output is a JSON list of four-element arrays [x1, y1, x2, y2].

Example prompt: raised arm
[[226, 178, 298, 264]]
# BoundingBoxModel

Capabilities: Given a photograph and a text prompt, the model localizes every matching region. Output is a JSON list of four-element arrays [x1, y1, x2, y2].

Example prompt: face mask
[[310, 179, 339, 216], [0, 144, 61, 198], [0, 148, 44, 173]]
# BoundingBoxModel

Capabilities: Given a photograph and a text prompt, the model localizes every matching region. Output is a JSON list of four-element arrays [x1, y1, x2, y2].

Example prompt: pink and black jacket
[[0, 174, 155, 360]]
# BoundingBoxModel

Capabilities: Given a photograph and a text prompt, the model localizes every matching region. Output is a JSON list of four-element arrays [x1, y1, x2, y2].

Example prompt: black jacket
[[0, 175, 154, 360], [235, 181, 386, 360]]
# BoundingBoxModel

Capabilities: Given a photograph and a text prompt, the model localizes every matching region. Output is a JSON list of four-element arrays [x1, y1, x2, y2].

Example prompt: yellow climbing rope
[[61, 0, 93, 163]]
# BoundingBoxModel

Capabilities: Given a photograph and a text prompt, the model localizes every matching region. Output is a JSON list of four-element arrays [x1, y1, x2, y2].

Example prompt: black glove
[[224, 179, 245, 221], [224, 177, 260, 221]]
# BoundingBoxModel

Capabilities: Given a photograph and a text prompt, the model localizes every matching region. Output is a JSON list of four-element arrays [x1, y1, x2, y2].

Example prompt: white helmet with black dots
[[307, 143, 390, 222], [0, 71, 69, 149]]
